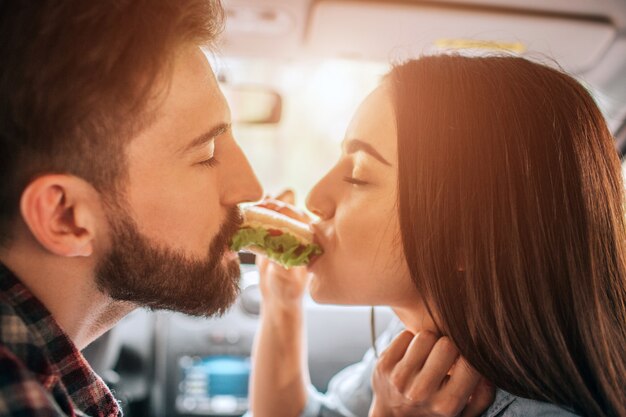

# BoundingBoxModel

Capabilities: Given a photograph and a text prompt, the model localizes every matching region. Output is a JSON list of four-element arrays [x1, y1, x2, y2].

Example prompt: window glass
[[213, 56, 624, 204], [215, 57, 389, 207]]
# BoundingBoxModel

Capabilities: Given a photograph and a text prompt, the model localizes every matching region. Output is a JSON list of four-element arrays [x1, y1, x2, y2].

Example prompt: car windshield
[[214, 56, 388, 205], [215, 56, 626, 203]]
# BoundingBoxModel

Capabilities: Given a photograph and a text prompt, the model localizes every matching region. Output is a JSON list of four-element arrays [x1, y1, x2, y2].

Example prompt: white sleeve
[[299, 317, 405, 417]]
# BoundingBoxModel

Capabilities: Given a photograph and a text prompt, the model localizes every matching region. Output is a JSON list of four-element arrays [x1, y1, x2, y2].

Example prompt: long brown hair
[[391, 56, 626, 417]]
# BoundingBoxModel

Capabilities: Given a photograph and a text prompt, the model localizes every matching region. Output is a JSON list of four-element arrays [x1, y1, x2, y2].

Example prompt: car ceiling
[[218, 0, 626, 137]]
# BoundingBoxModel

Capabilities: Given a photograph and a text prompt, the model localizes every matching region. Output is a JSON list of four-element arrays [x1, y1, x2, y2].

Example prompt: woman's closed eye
[[198, 157, 219, 168], [340, 157, 373, 187], [343, 175, 369, 186]]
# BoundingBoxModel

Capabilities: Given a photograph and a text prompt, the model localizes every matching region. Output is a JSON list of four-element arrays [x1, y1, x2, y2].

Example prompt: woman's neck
[[392, 303, 439, 335]]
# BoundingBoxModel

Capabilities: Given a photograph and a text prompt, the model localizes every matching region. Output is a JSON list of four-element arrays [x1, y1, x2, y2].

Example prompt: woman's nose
[[306, 175, 335, 221]]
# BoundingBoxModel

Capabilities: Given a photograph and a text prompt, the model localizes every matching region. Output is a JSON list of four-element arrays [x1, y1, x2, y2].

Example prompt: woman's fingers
[[256, 249, 309, 303], [371, 332, 495, 417], [377, 330, 415, 372], [275, 189, 296, 204], [405, 337, 460, 402], [399, 331, 439, 369], [425, 357, 481, 417], [255, 254, 269, 274], [257, 197, 311, 223], [443, 356, 482, 402], [460, 378, 496, 417], [390, 331, 438, 391], [264, 261, 303, 285]]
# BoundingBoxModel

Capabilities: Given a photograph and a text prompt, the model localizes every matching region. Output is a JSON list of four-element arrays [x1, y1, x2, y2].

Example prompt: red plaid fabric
[[0, 263, 121, 416]]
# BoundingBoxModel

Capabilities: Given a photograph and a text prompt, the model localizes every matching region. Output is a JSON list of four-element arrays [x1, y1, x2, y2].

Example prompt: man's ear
[[20, 175, 101, 257]]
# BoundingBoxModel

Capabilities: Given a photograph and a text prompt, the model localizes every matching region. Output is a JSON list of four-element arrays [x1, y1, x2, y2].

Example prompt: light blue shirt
[[299, 317, 580, 417]]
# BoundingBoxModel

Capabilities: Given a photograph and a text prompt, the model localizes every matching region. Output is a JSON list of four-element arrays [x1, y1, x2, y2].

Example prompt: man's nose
[[221, 144, 263, 206]]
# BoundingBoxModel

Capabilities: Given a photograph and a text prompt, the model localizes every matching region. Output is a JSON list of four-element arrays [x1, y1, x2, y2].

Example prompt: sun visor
[[306, 1, 616, 73]]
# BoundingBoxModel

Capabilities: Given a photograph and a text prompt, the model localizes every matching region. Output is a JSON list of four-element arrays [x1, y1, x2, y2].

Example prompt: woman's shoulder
[[483, 389, 580, 417]]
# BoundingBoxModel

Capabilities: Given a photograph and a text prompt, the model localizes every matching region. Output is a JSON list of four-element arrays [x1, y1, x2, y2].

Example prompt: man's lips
[[223, 249, 239, 261]]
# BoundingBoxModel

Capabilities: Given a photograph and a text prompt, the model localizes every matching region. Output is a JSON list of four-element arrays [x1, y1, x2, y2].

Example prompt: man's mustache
[[209, 207, 244, 256]]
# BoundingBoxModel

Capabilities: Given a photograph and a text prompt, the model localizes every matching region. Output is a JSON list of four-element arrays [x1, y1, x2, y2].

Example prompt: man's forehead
[[128, 46, 229, 156], [172, 46, 222, 99]]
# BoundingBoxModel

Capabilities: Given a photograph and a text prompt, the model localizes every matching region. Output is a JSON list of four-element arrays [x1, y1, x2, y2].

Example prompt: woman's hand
[[249, 190, 312, 417], [256, 194, 310, 224], [369, 330, 495, 417], [255, 190, 311, 311], [256, 255, 309, 311]]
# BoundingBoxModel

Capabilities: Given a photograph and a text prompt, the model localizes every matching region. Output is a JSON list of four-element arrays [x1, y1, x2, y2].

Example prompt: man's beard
[[94, 204, 243, 317]]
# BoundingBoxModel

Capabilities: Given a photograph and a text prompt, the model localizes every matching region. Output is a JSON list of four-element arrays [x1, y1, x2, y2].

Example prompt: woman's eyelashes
[[199, 157, 219, 168], [341, 159, 372, 186], [343, 175, 368, 186], [343, 164, 371, 186]]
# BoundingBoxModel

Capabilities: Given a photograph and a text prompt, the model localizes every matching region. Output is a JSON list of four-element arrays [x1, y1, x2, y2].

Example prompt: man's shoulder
[[0, 343, 40, 379], [0, 345, 71, 416], [0, 296, 52, 377], [0, 303, 73, 417]]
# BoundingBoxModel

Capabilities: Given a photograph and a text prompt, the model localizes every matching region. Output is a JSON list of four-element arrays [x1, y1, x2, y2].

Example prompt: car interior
[[80, 0, 626, 416]]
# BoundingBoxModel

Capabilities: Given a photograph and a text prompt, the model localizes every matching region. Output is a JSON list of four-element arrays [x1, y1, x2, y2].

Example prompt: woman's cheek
[[338, 215, 377, 260]]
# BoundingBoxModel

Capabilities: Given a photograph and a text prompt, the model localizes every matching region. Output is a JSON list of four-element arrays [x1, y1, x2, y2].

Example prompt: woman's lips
[[308, 223, 326, 270], [311, 224, 326, 247], [307, 252, 321, 269]]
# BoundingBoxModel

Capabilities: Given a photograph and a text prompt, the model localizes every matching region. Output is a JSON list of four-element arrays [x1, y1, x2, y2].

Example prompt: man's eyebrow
[[180, 123, 231, 154], [344, 139, 392, 166]]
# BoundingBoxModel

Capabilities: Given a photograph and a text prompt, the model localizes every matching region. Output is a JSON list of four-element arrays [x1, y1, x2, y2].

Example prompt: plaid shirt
[[0, 263, 121, 417]]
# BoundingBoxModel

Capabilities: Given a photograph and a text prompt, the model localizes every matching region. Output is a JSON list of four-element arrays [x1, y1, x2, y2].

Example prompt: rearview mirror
[[221, 85, 282, 124]]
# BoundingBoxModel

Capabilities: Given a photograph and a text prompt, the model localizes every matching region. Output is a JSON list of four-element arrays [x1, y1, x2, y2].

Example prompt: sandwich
[[230, 205, 323, 268]]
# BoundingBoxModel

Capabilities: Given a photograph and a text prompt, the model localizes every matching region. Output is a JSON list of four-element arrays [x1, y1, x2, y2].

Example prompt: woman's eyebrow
[[344, 139, 392, 166]]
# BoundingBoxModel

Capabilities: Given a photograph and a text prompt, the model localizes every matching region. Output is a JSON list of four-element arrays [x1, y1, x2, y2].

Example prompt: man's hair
[[390, 55, 626, 417], [0, 0, 224, 244]]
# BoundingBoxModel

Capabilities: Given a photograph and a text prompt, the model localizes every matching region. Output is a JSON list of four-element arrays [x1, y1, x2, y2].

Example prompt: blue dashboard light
[[178, 355, 251, 415]]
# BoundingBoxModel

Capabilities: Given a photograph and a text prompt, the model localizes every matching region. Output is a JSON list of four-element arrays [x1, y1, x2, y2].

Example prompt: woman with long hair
[[249, 55, 626, 417]]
